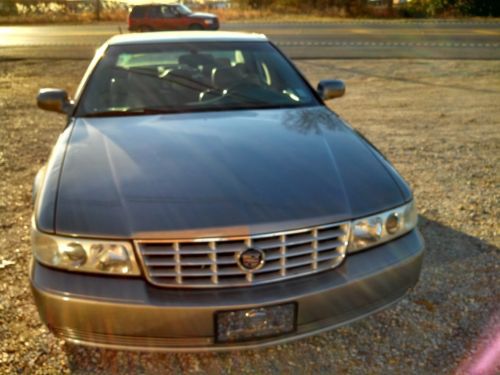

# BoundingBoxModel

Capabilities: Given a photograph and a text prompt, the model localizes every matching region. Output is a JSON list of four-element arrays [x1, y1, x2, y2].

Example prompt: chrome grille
[[136, 222, 350, 288]]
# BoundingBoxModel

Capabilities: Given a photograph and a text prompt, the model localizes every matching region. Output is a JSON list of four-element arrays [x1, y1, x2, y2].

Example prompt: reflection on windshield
[[77, 42, 320, 117], [177, 5, 192, 15]]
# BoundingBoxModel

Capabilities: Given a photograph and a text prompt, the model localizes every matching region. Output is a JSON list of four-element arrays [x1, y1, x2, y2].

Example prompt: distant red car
[[128, 3, 219, 32]]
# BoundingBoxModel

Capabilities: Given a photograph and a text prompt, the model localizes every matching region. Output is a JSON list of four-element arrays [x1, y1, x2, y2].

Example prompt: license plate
[[215, 303, 297, 343]]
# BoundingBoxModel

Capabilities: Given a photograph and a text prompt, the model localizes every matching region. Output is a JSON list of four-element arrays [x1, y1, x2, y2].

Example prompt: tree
[[0, 0, 18, 16]]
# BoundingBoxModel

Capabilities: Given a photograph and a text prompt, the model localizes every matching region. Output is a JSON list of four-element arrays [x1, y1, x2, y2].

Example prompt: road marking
[[350, 29, 371, 34], [4, 27, 494, 38], [473, 29, 500, 35], [226, 20, 500, 27], [274, 41, 499, 49], [238, 28, 500, 37]]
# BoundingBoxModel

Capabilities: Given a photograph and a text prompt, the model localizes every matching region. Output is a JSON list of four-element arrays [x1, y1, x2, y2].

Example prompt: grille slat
[[317, 228, 344, 239], [317, 252, 343, 263], [170, 247, 243, 255], [317, 240, 344, 252], [137, 222, 349, 288], [146, 258, 216, 267], [151, 269, 214, 277]]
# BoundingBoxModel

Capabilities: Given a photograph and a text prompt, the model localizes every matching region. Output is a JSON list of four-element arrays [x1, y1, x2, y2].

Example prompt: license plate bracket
[[215, 302, 297, 343]]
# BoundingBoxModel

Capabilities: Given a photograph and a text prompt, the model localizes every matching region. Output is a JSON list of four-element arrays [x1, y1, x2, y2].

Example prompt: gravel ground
[[0, 58, 499, 374]]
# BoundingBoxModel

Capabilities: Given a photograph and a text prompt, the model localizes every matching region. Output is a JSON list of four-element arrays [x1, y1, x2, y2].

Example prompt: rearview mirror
[[317, 80, 345, 101], [37, 88, 74, 115]]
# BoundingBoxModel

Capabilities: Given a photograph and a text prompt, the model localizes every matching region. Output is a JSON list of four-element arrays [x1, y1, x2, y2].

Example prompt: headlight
[[203, 19, 214, 24], [32, 227, 140, 276], [348, 201, 418, 253]]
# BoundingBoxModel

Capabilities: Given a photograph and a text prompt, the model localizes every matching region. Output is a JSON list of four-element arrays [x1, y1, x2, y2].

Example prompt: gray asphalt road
[[1, 20, 499, 60]]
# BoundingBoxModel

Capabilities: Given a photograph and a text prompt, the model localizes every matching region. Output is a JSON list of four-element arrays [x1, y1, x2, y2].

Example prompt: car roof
[[107, 31, 268, 46], [132, 3, 182, 6], [131, 3, 179, 7]]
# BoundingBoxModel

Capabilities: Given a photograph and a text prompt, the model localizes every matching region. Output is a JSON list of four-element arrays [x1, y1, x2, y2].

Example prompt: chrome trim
[[134, 222, 350, 288]]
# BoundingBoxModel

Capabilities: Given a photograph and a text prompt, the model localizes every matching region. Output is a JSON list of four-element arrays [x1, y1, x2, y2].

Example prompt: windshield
[[176, 5, 192, 15], [76, 42, 320, 117]]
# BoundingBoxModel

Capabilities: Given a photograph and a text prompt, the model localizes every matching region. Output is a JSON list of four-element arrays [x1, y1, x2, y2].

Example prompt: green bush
[[457, 0, 500, 16], [237, 0, 500, 16], [399, 0, 500, 17], [234, 0, 370, 16]]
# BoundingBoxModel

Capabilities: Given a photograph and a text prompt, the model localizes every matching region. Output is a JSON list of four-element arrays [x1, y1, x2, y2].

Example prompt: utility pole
[[95, 0, 101, 21]]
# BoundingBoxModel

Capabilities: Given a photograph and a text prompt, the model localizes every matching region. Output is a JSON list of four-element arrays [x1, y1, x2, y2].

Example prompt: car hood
[[54, 107, 409, 238]]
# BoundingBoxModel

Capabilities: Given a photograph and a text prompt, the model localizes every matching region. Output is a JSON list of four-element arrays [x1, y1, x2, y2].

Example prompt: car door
[[159, 5, 179, 30], [146, 6, 164, 30], [169, 5, 192, 30]]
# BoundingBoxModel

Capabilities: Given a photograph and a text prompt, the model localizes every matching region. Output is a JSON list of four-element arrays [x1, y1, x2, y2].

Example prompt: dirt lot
[[0, 58, 499, 374]]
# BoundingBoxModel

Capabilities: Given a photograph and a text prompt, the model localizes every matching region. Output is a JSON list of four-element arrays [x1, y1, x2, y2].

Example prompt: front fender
[[32, 165, 47, 205]]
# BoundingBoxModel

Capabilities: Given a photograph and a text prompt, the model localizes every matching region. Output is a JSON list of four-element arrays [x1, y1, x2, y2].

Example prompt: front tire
[[188, 24, 204, 30]]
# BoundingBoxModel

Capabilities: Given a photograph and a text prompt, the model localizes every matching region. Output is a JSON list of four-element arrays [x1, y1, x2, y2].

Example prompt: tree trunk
[[387, 0, 393, 14], [95, 0, 101, 21]]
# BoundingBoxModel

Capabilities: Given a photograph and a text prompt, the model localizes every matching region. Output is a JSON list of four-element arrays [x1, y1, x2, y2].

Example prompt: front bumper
[[205, 22, 219, 31], [30, 230, 424, 351]]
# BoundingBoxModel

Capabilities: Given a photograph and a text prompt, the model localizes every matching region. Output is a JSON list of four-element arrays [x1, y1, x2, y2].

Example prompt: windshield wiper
[[81, 108, 179, 118]]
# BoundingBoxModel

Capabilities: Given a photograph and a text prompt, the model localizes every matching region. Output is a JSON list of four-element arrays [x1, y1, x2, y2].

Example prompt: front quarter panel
[[35, 121, 75, 233], [353, 128, 413, 202], [32, 165, 47, 205]]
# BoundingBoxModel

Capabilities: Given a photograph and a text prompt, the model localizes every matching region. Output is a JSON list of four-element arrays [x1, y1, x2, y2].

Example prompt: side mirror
[[37, 88, 74, 115], [317, 80, 345, 101]]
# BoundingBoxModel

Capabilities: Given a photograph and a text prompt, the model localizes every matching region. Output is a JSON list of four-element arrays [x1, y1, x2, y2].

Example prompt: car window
[[76, 42, 321, 116], [147, 6, 162, 18], [130, 7, 146, 18], [176, 5, 192, 16], [161, 6, 175, 18]]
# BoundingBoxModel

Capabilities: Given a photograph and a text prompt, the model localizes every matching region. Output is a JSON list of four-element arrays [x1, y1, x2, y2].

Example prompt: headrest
[[178, 54, 214, 69], [212, 67, 242, 89], [215, 57, 231, 68]]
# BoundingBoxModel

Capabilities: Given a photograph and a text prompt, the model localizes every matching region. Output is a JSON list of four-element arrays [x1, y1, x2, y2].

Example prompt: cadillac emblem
[[238, 248, 265, 272]]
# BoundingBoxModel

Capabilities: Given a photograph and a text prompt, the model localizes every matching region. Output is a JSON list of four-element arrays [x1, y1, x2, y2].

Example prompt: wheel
[[138, 25, 153, 32], [188, 24, 204, 30]]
